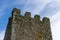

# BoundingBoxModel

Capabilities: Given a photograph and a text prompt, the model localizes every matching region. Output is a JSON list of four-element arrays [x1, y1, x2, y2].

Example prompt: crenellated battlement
[[12, 8, 50, 24], [34, 15, 40, 20], [42, 17, 50, 21], [42, 17, 50, 25], [12, 8, 21, 16], [25, 12, 31, 17]]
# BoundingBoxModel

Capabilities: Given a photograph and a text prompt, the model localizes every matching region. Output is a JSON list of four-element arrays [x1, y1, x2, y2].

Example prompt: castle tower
[[4, 8, 53, 40]]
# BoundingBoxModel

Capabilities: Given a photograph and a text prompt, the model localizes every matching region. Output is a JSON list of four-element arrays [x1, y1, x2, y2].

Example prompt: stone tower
[[4, 8, 53, 40]]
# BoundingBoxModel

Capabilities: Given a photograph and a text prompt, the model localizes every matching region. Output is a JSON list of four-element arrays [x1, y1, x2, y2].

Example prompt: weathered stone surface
[[4, 8, 53, 40]]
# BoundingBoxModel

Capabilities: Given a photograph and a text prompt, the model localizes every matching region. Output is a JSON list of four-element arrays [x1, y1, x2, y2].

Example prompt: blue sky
[[0, 0, 60, 40]]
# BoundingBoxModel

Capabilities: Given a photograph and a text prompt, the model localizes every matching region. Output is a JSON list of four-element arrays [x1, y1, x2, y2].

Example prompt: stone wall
[[4, 17, 12, 40], [4, 8, 52, 40]]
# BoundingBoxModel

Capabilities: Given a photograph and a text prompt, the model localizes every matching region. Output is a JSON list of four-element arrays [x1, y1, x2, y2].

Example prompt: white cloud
[[0, 30, 5, 40], [12, 0, 60, 18], [52, 0, 60, 3], [50, 11, 60, 22], [23, 0, 51, 15], [51, 20, 60, 40], [12, 0, 52, 17], [50, 11, 60, 40]]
